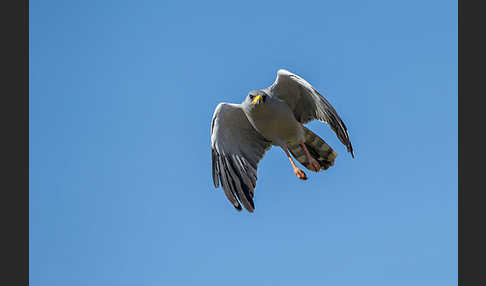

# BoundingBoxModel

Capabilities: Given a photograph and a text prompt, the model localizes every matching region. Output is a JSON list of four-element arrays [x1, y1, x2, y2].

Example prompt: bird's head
[[246, 90, 268, 105]]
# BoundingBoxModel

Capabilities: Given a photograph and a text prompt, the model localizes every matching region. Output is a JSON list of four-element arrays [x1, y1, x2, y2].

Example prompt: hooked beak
[[251, 95, 263, 104]]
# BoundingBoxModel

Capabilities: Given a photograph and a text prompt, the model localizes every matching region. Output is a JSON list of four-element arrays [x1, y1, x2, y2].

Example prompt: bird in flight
[[211, 69, 354, 212]]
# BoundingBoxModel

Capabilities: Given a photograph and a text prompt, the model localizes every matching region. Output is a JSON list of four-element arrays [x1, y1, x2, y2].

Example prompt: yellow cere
[[252, 95, 262, 104]]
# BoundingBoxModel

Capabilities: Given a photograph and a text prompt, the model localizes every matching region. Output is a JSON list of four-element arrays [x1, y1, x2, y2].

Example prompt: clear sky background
[[30, 1, 457, 285]]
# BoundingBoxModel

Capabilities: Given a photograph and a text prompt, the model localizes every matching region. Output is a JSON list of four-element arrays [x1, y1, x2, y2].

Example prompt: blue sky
[[30, 1, 457, 285]]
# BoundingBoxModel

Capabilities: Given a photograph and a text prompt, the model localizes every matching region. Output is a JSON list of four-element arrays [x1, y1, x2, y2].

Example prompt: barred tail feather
[[288, 127, 338, 171]]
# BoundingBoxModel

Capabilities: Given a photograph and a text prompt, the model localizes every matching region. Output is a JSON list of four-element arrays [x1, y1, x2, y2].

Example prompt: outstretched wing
[[265, 69, 354, 158], [211, 103, 271, 212]]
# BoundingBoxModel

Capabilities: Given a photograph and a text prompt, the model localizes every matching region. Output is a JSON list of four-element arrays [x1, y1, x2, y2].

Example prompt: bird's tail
[[288, 127, 338, 172]]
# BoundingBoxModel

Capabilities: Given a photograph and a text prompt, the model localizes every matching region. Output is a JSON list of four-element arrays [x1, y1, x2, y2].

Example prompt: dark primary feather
[[266, 70, 354, 158], [210, 103, 271, 212]]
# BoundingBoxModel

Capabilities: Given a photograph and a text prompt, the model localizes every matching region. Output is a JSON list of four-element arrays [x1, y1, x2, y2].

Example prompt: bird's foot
[[308, 158, 321, 172], [294, 167, 307, 180]]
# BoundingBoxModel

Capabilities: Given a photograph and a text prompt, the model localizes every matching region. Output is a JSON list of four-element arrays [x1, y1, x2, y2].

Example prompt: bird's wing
[[211, 103, 272, 212], [265, 69, 354, 157]]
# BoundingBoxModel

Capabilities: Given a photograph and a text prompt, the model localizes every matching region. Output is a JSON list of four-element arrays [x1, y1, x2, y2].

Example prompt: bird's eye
[[249, 95, 255, 100]]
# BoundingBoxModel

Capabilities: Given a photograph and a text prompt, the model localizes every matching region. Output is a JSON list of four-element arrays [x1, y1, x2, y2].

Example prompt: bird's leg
[[300, 141, 321, 172], [282, 146, 307, 180]]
